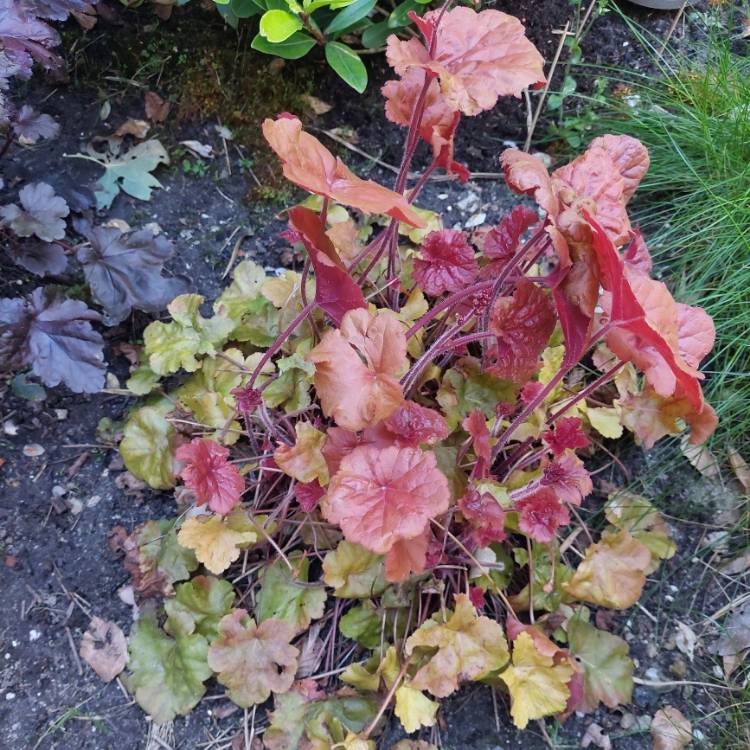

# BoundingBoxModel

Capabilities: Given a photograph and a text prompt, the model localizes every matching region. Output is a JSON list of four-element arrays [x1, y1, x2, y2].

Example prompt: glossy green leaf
[[325, 42, 367, 93], [231, 0, 264, 16], [324, 0, 375, 35], [361, 19, 391, 48], [252, 31, 316, 60], [388, 0, 419, 28], [260, 9, 304, 43]]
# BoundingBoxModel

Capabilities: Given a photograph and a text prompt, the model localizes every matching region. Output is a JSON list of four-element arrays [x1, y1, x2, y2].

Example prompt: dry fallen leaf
[[114, 119, 151, 140], [674, 621, 697, 662], [180, 140, 214, 159], [23, 443, 45, 457], [728, 447, 750, 493], [302, 95, 333, 115], [651, 706, 692, 749], [144, 91, 171, 123], [581, 722, 612, 750], [79, 616, 128, 682], [721, 552, 750, 575]]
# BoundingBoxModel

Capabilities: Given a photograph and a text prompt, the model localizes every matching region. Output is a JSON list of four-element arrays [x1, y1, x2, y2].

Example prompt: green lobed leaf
[[252, 31, 316, 60], [137, 519, 199, 590], [165, 575, 235, 641], [339, 601, 382, 648], [323, 540, 387, 598], [120, 405, 178, 489], [325, 42, 367, 93], [125, 610, 211, 724], [567, 617, 633, 712], [255, 555, 327, 634]]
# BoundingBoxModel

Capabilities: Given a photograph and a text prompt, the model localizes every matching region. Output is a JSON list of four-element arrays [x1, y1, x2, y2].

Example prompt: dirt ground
[[1, 2, 748, 749]]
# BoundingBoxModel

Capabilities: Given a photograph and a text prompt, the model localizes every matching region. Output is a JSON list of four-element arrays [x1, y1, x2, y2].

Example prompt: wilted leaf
[[0, 287, 105, 393], [500, 631, 573, 729], [120, 405, 178, 489], [12, 105, 59, 143], [275, 422, 329, 485], [207, 610, 298, 707], [674, 621, 697, 662], [74, 220, 187, 325], [79, 616, 128, 682], [7, 239, 67, 276], [395, 685, 438, 733], [143, 294, 233, 375], [323, 540, 386, 598], [406, 593, 509, 697], [651, 706, 692, 750], [164, 575, 234, 641], [567, 617, 633, 712], [144, 91, 171, 123], [716, 603, 750, 657], [1, 182, 68, 242], [256, 555, 326, 634], [177, 510, 259, 575], [125, 610, 211, 723], [562, 530, 652, 609]]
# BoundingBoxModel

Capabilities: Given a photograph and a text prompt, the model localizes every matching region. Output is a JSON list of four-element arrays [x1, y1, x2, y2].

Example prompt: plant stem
[[406, 280, 494, 338], [0, 131, 14, 161], [547, 361, 626, 423]]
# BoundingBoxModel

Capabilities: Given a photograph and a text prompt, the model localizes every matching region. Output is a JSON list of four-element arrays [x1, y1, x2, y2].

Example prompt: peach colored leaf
[[651, 706, 692, 750], [501, 150, 559, 219], [562, 530, 652, 609], [386, 7, 545, 116], [486, 279, 556, 384], [274, 421, 329, 485], [207, 610, 298, 707], [79, 617, 128, 682], [588, 134, 649, 202], [500, 631, 574, 729], [383, 400, 449, 447], [176, 438, 244, 515], [539, 452, 593, 506], [262, 115, 423, 227], [384, 529, 430, 582], [324, 444, 449, 556], [307, 308, 407, 431], [405, 593, 509, 697]]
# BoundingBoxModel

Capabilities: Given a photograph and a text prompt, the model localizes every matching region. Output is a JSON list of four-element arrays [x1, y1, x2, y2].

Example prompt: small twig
[[221, 227, 252, 279], [633, 676, 744, 693], [65, 626, 83, 676], [659, 0, 687, 56]]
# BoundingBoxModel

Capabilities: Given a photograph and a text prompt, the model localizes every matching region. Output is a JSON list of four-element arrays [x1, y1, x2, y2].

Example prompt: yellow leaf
[[562, 530, 652, 609], [261, 271, 304, 308], [274, 421, 329, 485], [405, 593, 509, 697], [395, 685, 438, 733], [177, 511, 258, 574], [586, 405, 623, 439], [499, 631, 573, 729], [323, 540, 386, 598], [336, 733, 376, 750]]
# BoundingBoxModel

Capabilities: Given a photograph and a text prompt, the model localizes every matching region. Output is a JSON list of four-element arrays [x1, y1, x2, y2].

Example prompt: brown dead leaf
[[581, 722, 612, 750], [114, 119, 150, 139], [71, 4, 98, 30], [651, 706, 692, 750], [79, 616, 128, 682], [728, 447, 750, 493], [721, 552, 750, 576], [301, 95, 333, 115], [674, 621, 697, 662], [144, 91, 171, 123], [680, 435, 720, 478]]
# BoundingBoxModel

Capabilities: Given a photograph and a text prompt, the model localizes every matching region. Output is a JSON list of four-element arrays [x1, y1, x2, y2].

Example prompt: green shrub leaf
[[252, 31, 316, 59], [325, 42, 367, 93], [324, 0, 376, 35], [260, 9, 303, 43]]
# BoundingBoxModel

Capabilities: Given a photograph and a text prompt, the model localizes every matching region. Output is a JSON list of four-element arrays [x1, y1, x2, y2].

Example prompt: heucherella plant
[[115, 3, 717, 742]]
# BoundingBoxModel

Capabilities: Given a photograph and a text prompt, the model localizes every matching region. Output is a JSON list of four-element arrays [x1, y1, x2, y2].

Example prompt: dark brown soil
[[1, 2, 745, 749]]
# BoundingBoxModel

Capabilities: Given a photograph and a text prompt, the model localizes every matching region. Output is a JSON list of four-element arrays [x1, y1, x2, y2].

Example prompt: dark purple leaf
[[0, 0, 62, 78], [7, 239, 68, 276], [74, 220, 188, 325], [0, 286, 105, 393], [12, 104, 59, 142], [21, 0, 97, 22], [0, 182, 69, 242]]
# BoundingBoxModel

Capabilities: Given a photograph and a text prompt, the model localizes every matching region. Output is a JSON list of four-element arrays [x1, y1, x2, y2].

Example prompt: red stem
[[547, 361, 626, 423], [0, 131, 14, 161]]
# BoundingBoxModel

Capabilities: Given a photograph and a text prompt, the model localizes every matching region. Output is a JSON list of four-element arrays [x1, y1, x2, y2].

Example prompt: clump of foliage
[[212, 0, 432, 92], [102, 4, 715, 743], [554, 15, 749, 449]]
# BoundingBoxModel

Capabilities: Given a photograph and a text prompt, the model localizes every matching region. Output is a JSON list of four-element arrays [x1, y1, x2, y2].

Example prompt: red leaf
[[176, 438, 244, 515], [515, 488, 570, 543], [383, 69, 469, 182], [386, 7, 545, 116], [383, 400, 449, 446], [623, 230, 652, 275], [323, 444, 450, 555], [294, 480, 325, 513], [262, 115, 423, 227], [482, 205, 539, 264], [540, 453, 593, 506], [486, 279, 556, 384], [413, 229, 478, 296], [459, 487, 506, 547], [462, 409, 491, 464], [542, 417, 590, 456], [287, 206, 366, 325]]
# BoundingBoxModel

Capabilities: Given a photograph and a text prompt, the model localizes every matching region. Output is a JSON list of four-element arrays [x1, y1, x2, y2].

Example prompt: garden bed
[[1, 2, 747, 749]]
